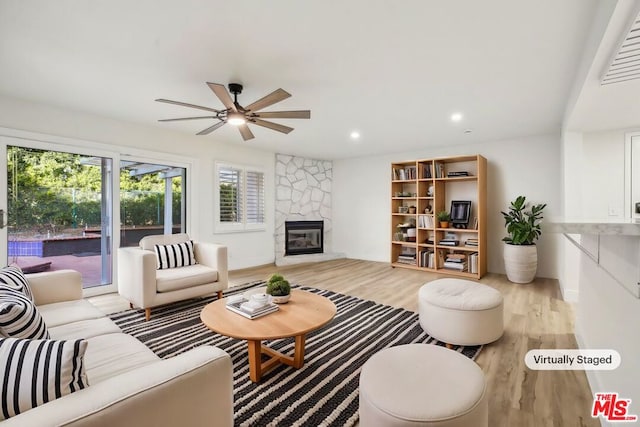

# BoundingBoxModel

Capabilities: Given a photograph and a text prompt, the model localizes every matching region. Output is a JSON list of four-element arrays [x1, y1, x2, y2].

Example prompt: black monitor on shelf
[[450, 200, 471, 228]]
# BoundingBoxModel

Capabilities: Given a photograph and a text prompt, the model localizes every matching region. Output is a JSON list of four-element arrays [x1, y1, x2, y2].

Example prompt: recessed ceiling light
[[464, 129, 473, 134], [450, 113, 463, 122], [350, 131, 361, 139]]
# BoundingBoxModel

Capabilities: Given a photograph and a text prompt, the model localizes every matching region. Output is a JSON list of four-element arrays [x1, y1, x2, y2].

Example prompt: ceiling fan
[[156, 83, 310, 141]]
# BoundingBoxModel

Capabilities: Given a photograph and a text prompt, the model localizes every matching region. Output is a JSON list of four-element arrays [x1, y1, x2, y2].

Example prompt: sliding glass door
[[0, 135, 190, 295], [2, 143, 114, 289], [119, 159, 186, 247]]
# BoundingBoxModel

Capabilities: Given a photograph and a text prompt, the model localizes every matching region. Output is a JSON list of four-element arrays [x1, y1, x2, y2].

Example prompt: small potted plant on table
[[266, 273, 291, 304]]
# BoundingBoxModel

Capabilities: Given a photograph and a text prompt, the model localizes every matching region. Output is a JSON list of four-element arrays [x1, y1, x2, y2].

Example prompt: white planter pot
[[503, 243, 538, 284]]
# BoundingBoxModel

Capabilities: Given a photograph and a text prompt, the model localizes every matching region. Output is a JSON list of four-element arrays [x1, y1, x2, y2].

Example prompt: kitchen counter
[[545, 218, 640, 236]]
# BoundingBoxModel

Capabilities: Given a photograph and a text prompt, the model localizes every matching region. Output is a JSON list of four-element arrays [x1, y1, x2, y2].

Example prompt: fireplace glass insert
[[285, 220, 324, 256]]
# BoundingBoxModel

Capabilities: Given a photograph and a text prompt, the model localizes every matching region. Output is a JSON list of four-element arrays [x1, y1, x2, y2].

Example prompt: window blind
[[216, 163, 265, 231], [218, 166, 242, 223], [245, 171, 264, 224]]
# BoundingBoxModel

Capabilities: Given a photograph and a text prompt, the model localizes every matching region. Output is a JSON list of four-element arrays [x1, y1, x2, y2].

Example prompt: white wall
[[575, 237, 640, 416], [0, 95, 276, 270], [333, 134, 562, 278], [560, 128, 634, 300], [562, 127, 640, 414]]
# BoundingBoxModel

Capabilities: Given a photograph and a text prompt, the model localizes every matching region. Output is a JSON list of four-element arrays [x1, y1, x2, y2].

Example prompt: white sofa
[[118, 233, 228, 321], [2, 269, 233, 427]]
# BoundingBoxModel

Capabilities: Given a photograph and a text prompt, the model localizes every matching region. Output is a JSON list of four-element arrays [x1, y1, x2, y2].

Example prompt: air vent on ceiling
[[601, 11, 640, 85]]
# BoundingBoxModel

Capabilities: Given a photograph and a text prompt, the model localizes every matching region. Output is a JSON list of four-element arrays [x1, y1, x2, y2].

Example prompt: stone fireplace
[[275, 154, 344, 265]]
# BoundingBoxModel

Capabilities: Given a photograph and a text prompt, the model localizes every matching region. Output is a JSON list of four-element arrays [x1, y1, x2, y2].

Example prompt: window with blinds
[[245, 171, 264, 224], [215, 162, 265, 232], [218, 166, 242, 223]]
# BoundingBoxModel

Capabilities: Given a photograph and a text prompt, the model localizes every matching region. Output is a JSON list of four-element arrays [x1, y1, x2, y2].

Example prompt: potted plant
[[266, 273, 291, 303], [436, 211, 450, 228], [501, 196, 546, 283], [408, 205, 417, 214]]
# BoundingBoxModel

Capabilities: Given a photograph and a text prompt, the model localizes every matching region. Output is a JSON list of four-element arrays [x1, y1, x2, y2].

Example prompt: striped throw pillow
[[0, 290, 49, 339], [0, 337, 88, 420], [0, 266, 33, 302], [154, 240, 197, 270]]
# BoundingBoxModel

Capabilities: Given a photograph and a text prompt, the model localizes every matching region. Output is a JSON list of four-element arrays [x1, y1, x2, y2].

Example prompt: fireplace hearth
[[285, 220, 324, 256]]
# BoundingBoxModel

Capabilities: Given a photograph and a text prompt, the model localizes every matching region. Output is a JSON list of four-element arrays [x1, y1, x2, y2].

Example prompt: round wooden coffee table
[[200, 289, 336, 382]]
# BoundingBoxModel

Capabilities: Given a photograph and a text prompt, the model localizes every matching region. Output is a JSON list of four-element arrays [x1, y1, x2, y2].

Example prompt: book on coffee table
[[225, 297, 279, 319]]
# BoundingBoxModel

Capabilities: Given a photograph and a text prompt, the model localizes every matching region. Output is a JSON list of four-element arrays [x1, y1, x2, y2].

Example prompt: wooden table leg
[[248, 334, 308, 382], [293, 334, 306, 368], [247, 340, 262, 382]]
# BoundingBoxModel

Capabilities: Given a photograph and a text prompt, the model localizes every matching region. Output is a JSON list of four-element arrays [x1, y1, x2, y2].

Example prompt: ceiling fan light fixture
[[227, 112, 246, 126]]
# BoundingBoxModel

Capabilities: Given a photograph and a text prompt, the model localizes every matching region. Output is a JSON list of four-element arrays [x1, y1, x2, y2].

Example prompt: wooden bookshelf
[[390, 155, 487, 279]]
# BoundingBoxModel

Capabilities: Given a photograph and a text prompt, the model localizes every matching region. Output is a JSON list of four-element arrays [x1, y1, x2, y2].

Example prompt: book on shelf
[[225, 297, 279, 319], [445, 253, 466, 262], [422, 164, 433, 179], [443, 261, 467, 271], [394, 166, 417, 181], [468, 252, 479, 274], [440, 233, 460, 246], [447, 171, 470, 177], [419, 250, 437, 268], [418, 214, 434, 228], [465, 238, 479, 247]]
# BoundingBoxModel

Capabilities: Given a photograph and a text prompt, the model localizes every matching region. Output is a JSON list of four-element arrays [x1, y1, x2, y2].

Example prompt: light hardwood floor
[[90, 259, 598, 427]]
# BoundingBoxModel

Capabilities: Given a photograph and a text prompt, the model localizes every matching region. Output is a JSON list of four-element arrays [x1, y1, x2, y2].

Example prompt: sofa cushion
[[49, 317, 122, 340], [140, 233, 190, 251], [38, 299, 105, 328], [0, 266, 33, 302], [84, 333, 159, 385], [0, 290, 49, 339], [156, 264, 218, 293], [155, 241, 197, 270], [0, 337, 88, 420]]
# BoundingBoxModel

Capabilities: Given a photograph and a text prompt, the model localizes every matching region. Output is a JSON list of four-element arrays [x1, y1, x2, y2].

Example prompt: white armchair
[[118, 233, 228, 320]]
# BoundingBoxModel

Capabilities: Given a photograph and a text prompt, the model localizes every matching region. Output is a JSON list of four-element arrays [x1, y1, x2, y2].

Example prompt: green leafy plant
[[436, 211, 450, 221], [266, 273, 291, 296], [501, 196, 546, 245]]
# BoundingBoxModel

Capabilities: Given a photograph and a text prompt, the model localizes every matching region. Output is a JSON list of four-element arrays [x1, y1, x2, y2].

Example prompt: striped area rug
[[109, 282, 482, 427]]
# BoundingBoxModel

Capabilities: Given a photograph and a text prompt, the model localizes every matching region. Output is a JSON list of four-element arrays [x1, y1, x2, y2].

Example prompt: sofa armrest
[[194, 243, 228, 290], [2, 346, 234, 427], [117, 247, 158, 308], [26, 270, 83, 306]]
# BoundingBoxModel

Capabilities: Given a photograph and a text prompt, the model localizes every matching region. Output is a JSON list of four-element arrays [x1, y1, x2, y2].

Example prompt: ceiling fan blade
[[245, 88, 291, 112], [155, 99, 221, 113], [254, 110, 311, 119], [158, 116, 217, 122], [207, 82, 237, 112], [251, 118, 294, 134], [196, 121, 226, 135], [238, 124, 255, 141]]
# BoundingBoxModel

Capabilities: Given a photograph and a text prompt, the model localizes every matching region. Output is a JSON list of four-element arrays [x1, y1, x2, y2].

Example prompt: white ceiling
[[0, 0, 623, 160], [565, 0, 640, 132]]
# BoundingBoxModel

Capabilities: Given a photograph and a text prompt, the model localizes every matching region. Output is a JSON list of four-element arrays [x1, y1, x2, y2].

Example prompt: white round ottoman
[[359, 344, 487, 427], [418, 279, 503, 346]]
